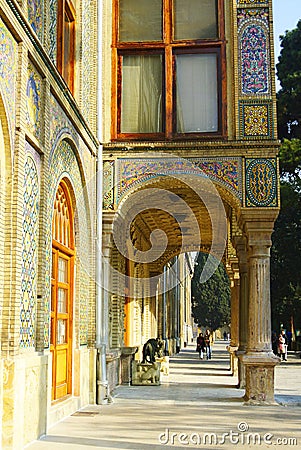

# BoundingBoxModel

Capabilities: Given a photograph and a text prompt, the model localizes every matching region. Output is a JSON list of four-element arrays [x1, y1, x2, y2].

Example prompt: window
[[57, 0, 75, 93], [112, 0, 226, 140]]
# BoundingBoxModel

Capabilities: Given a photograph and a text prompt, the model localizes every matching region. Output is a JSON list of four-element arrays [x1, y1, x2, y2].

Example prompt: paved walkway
[[26, 341, 301, 449]]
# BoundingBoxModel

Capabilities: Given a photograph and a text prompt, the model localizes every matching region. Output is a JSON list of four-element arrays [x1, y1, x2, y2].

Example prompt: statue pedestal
[[131, 361, 161, 385], [120, 347, 138, 385]]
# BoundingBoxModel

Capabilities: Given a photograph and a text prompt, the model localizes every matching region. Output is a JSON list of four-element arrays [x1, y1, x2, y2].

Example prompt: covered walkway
[[27, 341, 301, 449]]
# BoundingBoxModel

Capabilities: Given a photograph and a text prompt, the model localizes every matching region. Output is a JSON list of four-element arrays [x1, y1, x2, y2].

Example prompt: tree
[[278, 138, 301, 179], [191, 253, 230, 331], [271, 19, 301, 335], [276, 20, 301, 139], [271, 181, 301, 331]]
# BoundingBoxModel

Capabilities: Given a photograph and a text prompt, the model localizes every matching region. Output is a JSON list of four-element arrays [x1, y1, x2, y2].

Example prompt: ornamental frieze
[[113, 157, 242, 205]]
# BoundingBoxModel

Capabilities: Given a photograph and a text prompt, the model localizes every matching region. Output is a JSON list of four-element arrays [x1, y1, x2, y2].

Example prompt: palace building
[[0, 1, 280, 448]]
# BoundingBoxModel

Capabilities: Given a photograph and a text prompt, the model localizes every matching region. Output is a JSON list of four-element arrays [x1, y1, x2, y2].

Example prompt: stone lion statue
[[142, 338, 164, 364]]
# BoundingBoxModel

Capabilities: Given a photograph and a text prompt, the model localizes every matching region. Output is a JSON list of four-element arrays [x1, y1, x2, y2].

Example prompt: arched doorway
[[51, 179, 75, 401]]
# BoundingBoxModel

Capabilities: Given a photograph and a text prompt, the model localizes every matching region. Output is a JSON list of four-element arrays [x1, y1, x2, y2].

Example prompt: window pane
[[58, 288, 67, 313], [121, 55, 163, 133], [57, 319, 67, 344], [176, 54, 218, 133], [58, 257, 68, 283], [174, 0, 217, 40], [119, 0, 162, 42]]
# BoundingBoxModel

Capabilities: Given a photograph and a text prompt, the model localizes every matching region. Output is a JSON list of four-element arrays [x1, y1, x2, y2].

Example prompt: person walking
[[277, 333, 286, 361], [205, 329, 212, 360], [196, 332, 206, 359], [280, 329, 288, 361]]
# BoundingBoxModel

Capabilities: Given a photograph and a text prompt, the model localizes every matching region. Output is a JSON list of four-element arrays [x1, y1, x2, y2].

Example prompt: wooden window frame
[[57, 0, 76, 94], [112, 0, 227, 141]]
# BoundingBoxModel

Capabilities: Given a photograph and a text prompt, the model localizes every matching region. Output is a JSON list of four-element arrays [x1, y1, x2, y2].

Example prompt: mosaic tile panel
[[49, 94, 79, 152], [237, 7, 269, 27], [81, 0, 95, 125], [192, 159, 242, 199], [245, 158, 277, 207], [26, 62, 42, 140], [0, 18, 17, 148], [116, 157, 242, 203], [25, 139, 42, 174], [49, 0, 57, 64], [239, 100, 272, 139], [238, 9, 270, 95], [45, 140, 90, 347], [27, 0, 43, 41], [237, 0, 268, 4], [20, 150, 40, 348], [103, 160, 115, 209], [79, 269, 90, 345]]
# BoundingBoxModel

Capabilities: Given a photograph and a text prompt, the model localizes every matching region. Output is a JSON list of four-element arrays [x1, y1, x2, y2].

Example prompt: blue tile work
[[236, 2, 274, 141], [26, 62, 42, 140], [245, 158, 278, 207], [27, 0, 43, 41], [49, 94, 79, 154], [20, 148, 40, 348], [0, 18, 17, 148], [116, 157, 242, 204], [81, 0, 95, 125], [238, 8, 270, 95], [49, 0, 57, 64]]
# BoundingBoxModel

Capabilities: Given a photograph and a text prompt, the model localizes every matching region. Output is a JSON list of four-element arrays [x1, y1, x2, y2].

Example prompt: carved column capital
[[238, 208, 279, 249]]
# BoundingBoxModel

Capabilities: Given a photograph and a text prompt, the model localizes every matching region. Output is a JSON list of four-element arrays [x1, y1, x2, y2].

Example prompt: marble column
[[239, 213, 279, 404], [97, 211, 114, 403]]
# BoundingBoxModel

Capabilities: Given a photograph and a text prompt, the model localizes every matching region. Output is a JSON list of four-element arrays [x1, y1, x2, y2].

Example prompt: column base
[[242, 352, 280, 405], [236, 350, 246, 389], [227, 345, 238, 375]]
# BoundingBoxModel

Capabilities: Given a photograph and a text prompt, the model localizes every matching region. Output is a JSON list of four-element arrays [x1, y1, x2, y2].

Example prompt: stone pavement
[[26, 341, 301, 450]]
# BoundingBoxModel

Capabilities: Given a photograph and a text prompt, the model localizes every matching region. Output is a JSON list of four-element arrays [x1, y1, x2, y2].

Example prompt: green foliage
[[271, 19, 301, 330], [271, 182, 301, 330], [191, 253, 231, 331], [279, 138, 301, 179], [276, 20, 301, 139]]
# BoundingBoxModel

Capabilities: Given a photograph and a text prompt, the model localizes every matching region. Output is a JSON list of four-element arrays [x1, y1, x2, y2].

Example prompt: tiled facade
[[0, 1, 98, 448]]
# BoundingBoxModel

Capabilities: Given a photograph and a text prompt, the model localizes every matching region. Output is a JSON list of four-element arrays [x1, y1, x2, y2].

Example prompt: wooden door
[[51, 181, 74, 401]]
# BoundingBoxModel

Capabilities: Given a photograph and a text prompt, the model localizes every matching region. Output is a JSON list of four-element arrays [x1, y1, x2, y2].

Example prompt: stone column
[[102, 212, 116, 345], [234, 237, 248, 389], [97, 211, 114, 403], [239, 212, 279, 404]]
